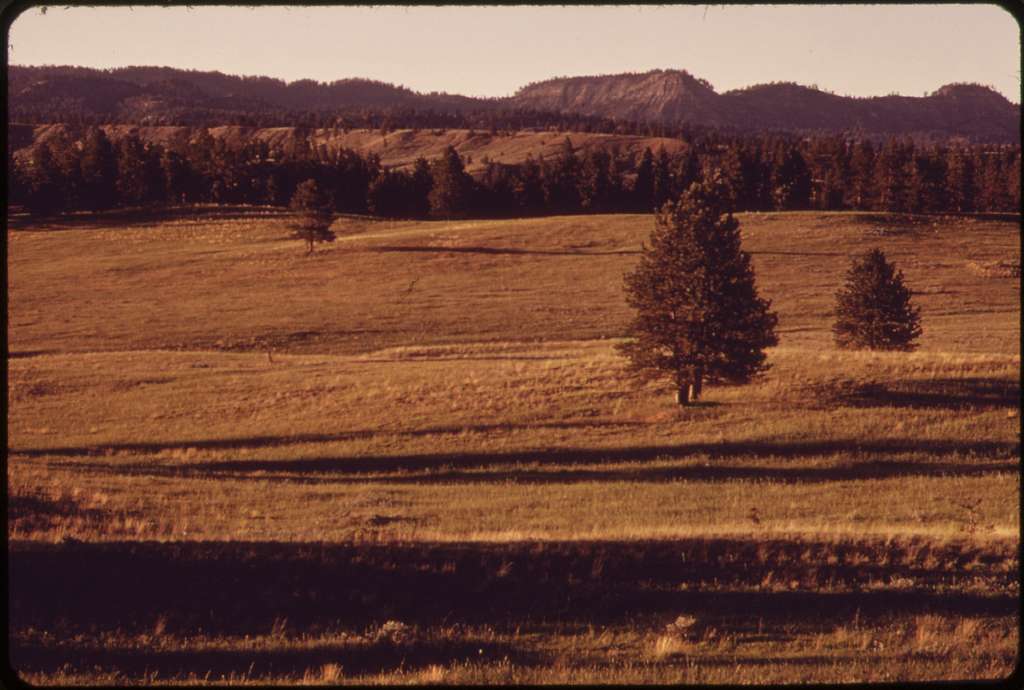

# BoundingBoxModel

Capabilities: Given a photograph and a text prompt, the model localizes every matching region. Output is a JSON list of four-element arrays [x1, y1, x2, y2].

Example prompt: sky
[[7, 4, 1021, 102]]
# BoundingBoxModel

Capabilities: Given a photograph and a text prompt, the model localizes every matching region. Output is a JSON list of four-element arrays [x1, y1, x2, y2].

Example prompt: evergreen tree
[[289, 178, 336, 253], [541, 137, 581, 212], [428, 146, 473, 218], [671, 148, 703, 205], [907, 147, 946, 214], [874, 139, 911, 212], [652, 145, 674, 208], [976, 150, 1012, 212], [1006, 150, 1021, 212], [619, 174, 779, 405], [48, 130, 83, 209], [160, 149, 191, 205], [512, 155, 545, 214], [116, 134, 159, 206], [944, 148, 975, 213], [24, 143, 66, 215], [9, 151, 28, 209], [833, 248, 921, 351], [718, 145, 745, 208], [847, 140, 876, 210], [78, 125, 118, 206], [579, 148, 613, 212], [770, 142, 811, 210], [809, 136, 849, 211], [632, 147, 655, 211], [368, 169, 421, 218], [410, 156, 433, 217]]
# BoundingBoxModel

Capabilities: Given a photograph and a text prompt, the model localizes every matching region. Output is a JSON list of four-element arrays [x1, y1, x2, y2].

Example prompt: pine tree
[[512, 155, 544, 214], [541, 137, 581, 213], [410, 157, 433, 218], [160, 149, 191, 205], [428, 146, 474, 218], [579, 148, 613, 212], [24, 143, 66, 215], [633, 147, 655, 211], [619, 174, 779, 405], [78, 124, 118, 207], [770, 142, 811, 210], [116, 134, 156, 206], [833, 248, 921, 351], [907, 148, 946, 214], [847, 140, 876, 210], [289, 178, 336, 254], [874, 139, 911, 212], [718, 145, 745, 208], [47, 130, 83, 209], [652, 145, 674, 208]]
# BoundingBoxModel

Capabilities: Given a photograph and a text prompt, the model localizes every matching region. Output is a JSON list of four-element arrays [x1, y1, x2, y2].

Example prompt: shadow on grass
[[7, 349, 57, 359], [7, 204, 293, 232], [33, 438, 1019, 485], [836, 377, 1021, 410], [269, 459, 1019, 486], [370, 244, 638, 257], [121, 436, 1024, 479], [10, 420, 648, 458], [9, 539, 1016, 640], [747, 250, 847, 257]]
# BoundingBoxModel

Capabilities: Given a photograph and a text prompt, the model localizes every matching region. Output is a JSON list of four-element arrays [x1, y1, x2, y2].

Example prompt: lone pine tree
[[833, 248, 921, 350], [289, 179, 336, 254], [619, 175, 778, 405]]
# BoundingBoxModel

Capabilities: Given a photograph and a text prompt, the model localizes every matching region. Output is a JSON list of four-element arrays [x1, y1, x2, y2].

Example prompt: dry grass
[[6, 208, 1020, 684]]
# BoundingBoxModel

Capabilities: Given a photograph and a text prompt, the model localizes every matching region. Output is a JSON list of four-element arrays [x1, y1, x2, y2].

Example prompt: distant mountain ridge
[[8, 65, 1020, 142], [513, 70, 1019, 141]]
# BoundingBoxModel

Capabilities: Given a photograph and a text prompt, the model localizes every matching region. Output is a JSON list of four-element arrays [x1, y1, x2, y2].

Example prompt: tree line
[[10, 126, 1020, 218]]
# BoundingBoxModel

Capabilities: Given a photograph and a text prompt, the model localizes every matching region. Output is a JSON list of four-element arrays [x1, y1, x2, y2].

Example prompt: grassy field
[[7, 207, 1021, 684]]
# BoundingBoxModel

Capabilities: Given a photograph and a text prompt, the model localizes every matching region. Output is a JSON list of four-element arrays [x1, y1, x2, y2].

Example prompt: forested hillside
[[9, 65, 1020, 143]]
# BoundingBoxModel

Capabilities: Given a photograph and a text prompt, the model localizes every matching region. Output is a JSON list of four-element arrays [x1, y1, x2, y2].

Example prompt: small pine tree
[[289, 179, 336, 254], [619, 174, 779, 405], [833, 248, 922, 351]]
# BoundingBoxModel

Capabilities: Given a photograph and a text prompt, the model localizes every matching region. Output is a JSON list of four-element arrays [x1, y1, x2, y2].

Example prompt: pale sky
[[7, 4, 1021, 103]]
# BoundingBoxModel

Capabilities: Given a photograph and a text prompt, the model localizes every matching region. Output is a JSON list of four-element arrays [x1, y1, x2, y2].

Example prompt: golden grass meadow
[[7, 207, 1021, 684]]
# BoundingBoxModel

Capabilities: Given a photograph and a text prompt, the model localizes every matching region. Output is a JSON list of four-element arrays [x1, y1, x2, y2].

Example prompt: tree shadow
[[10, 539, 1016, 637], [34, 438, 1019, 485], [268, 459, 1018, 486], [837, 378, 1020, 410], [11, 419, 647, 458], [747, 250, 847, 257], [175, 438, 1018, 481], [7, 205, 293, 232], [7, 350, 57, 359], [369, 244, 638, 257]]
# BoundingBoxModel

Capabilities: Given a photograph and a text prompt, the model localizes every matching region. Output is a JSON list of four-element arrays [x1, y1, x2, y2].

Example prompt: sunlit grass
[[7, 209, 1020, 684]]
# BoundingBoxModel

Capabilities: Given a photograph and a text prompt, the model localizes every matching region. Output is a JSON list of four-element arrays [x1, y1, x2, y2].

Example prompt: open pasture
[[7, 208, 1021, 683]]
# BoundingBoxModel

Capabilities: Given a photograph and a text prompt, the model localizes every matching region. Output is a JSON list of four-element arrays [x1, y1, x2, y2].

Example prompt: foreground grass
[[7, 208, 1021, 683], [9, 537, 1019, 684], [14, 614, 1018, 685]]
